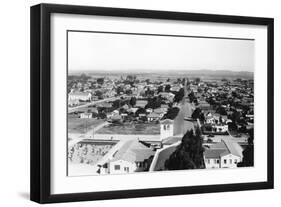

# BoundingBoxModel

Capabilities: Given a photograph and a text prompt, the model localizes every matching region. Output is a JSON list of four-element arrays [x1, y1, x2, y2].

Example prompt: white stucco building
[[107, 139, 155, 174], [212, 124, 229, 133], [68, 91, 92, 102], [160, 119, 174, 141], [204, 139, 243, 169], [79, 112, 92, 119]]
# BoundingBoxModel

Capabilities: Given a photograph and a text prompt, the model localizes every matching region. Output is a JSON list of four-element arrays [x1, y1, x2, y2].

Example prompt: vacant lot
[[68, 118, 105, 134], [96, 122, 160, 135]]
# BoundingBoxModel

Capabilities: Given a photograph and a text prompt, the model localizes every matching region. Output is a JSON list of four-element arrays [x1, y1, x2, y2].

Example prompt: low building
[[204, 139, 243, 169], [108, 139, 155, 174], [92, 96, 99, 101], [110, 114, 122, 123], [159, 92, 175, 102], [204, 112, 229, 134], [170, 86, 181, 92], [212, 124, 228, 133], [135, 100, 148, 108], [122, 104, 129, 110], [205, 112, 227, 124], [68, 99, 79, 107], [198, 100, 211, 111], [128, 107, 139, 114], [68, 91, 92, 102], [160, 104, 169, 112], [147, 112, 161, 122], [146, 108, 153, 113], [153, 108, 166, 118], [79, 112, 92, 119]]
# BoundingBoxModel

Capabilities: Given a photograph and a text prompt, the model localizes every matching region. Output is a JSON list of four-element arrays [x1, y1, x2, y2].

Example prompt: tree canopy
[[237, 128, 254, 167], [164, 84, 171, 92], [129, 97, 136, 107], [94, 90, 103, 99], [216, 106, 227, 115], [188, 91, 197, 103], [157, 85, 164, 93], [116, 86, 124, 95], [96, 78, 104, 85], [165, 129, 205, 170], [174, 88, 185, 103], [135, 108, 147, 117], [145, 96, 162, 109], [192, 108, 202, 119], [164, 107, 180, 120]]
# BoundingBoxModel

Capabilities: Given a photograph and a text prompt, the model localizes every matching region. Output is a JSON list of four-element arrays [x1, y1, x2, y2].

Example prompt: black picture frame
[[30, 3, 274, 204]]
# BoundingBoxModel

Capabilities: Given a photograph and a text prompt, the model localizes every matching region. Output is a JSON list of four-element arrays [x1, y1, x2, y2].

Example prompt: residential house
[[170, 86, 181, 92], [204, 112, 229, 133], [159, 92, 175, 102], [79, 112, 92, 119], [135, 100, 148, 108], [127, 107, 139, 114], [68, 99, 79, 107], [122, 104, 129, 111], [198, 100, 211, 111], [91, 96, 99, 101], [147, 112, 161, 122], [153, 108, 166, 118], [110, 114, 122, 123], [96, 102, 113, 110], [146, 108, 153, 113], [160, 104, 169, 112]]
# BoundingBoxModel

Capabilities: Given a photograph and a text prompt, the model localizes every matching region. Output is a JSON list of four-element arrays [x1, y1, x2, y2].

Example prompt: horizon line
[[68, 69, 254, 74]]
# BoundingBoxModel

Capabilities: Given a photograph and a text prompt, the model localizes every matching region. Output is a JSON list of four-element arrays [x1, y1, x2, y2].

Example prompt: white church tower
[[160, 119, 174, 141]]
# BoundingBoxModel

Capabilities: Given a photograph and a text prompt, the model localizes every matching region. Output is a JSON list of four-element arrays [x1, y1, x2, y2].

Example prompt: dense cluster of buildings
[[67, 74, 254, 175]]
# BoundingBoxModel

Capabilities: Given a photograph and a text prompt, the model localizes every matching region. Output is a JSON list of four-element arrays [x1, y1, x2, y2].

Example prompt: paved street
[[173, 100, 195, 136]]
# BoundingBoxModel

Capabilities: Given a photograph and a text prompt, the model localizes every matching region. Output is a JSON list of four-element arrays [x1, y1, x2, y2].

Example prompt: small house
[[147, 112, 161, 122], [79, 112, 92, 119]]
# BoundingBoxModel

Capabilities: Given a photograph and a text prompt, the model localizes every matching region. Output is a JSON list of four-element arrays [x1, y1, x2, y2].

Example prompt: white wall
[[220, 154, 241, 168], [109, 160, 136, 174], [0, 0, 280, 206]]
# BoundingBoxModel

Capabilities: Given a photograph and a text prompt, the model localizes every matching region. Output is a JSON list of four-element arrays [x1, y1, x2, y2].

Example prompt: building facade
[[68, 91, 92, 102]]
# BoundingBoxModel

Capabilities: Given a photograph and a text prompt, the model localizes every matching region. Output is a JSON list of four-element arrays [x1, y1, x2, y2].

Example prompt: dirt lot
[[96, 122, 160, 135], [68, 117, 105, 134]]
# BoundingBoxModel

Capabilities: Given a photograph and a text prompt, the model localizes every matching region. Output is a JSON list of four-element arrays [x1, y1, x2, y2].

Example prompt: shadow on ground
[[18, 192, 29, 200]]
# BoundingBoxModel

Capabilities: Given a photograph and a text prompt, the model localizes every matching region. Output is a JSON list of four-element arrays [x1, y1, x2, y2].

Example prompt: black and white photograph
[[67, 31, 255, 176]]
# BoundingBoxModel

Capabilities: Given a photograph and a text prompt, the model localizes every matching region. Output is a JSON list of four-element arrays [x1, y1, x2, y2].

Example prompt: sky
[[68, 31, 254, 72]]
